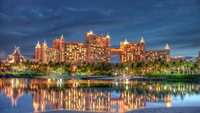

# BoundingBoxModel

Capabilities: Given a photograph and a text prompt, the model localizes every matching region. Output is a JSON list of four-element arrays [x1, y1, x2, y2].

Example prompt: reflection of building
[[5, 79, 199, 113], [171, 56, 186, 62], [7, 46, 25, 64], [196, 51, 200, 62], [2, 86, 173, 113], [4, 86, 23, 107]]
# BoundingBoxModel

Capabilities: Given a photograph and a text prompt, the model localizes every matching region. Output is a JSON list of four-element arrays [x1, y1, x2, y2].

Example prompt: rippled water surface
[[0, 78, 200, 113]]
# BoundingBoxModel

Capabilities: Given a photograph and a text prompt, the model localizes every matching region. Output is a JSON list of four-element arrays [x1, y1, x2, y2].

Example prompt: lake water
[[0, 78, 200, 113]]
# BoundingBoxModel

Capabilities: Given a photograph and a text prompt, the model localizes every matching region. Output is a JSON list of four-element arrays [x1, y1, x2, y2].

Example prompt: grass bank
[[0, 73, 44, 78], [144, 74, 200, 80]]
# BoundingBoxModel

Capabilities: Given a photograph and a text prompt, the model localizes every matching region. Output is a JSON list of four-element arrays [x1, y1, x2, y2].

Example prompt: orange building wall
[[35, 29, 171, 64]]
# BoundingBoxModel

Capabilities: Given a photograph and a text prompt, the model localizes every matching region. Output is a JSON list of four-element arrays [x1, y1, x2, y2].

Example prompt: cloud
[[175, 27, 200, 37], [0, 13, 11, 22], [0, 0, 199, 60], [183, 55, 197, 61], [0, 50, 7, 59], [184, 56, 194, 60]]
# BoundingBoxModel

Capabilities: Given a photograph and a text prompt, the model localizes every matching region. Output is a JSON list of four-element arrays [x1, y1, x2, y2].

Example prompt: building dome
[[165, 44, 170, 50], [106, 33, 110, 38], [87, 29, 93, 35]]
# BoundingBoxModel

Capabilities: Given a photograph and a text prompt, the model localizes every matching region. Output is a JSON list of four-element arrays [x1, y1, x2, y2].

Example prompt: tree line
[[1, 58, 200, 76]]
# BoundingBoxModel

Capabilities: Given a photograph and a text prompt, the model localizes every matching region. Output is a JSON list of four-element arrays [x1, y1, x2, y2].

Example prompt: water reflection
[[0, 78, 200, 113]]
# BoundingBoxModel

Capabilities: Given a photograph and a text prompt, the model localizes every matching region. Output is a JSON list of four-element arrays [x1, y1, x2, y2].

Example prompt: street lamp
[[126, 67, 128, 76]]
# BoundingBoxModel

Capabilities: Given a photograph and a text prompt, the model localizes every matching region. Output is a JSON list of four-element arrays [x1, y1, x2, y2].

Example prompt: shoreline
[[38, 106, 200, 113], [0, 75, 200, 82], [126, 106, 200, 113]]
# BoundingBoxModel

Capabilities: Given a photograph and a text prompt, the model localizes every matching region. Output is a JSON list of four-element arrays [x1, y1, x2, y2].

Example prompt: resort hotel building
[[35, 29, 171, 64]]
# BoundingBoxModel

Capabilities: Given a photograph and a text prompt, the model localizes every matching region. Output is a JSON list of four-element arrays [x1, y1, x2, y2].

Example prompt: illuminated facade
[[196, 51, 200, 62], [35, 29, 170, 64], [53, 35, 87, 65], [145, 44, 171, 62], [35, 40, 60, 63], [85, 29, 110, 63], [111, 37, 170, 63], [111, 38, 146, 63], [35, 36, 86, 64]]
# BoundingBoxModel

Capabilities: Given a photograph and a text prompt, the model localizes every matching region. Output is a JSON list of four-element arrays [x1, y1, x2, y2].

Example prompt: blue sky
[[0, 0, 200, 61]]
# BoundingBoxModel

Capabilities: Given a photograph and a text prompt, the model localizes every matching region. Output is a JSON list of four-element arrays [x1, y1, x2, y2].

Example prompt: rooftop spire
[[165, 44, 170, 50], [87, 29, 93, 35], [35, 41, 41, 48], [106, 32, 110, 38], [140, 37, 145, 43], [60, 34, 64, 41], [124, 39, 129, 44], [125, 39, 128, 42], [42, 40, 48, 48]]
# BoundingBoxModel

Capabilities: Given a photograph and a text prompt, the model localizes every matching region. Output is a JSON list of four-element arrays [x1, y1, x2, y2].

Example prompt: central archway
[[110, 48, 125, 63]]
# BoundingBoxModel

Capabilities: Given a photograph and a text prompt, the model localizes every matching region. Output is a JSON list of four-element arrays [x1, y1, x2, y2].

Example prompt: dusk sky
[[0, 0, 200, 62]]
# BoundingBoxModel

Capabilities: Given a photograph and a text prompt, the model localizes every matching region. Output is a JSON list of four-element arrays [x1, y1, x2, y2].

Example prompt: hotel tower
[[35, 29, 171, 64]]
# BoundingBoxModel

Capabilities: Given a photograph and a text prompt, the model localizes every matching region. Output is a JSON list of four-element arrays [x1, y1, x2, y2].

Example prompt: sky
[[0, 0, 200, 62]]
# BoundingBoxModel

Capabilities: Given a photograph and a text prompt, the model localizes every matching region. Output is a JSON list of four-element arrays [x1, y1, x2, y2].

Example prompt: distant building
[[196, 51, 200, 62], [7, 46, 25, 64], [171, 56, 186, 62], [145, 44, 170, 62], [28, 58, 39, 63], [35, 29, 171, 64]]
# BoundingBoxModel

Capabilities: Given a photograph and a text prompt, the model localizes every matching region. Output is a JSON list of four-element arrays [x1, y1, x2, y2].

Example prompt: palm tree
[[119, 63, 125, 75], [130, 62, 136, 75], [136, 62, 145, 75]]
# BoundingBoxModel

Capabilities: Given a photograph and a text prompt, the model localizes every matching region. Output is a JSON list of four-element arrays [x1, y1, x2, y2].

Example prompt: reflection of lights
[[166, 102, 172, 107], [125, 79, 129, 84], [11, 79, 14, 88], [115, 82, 118, 86], [47, 79, 51, 84], [5, 79, 198, 113], [16, 79, 19, 85], [41, 104, 45, 111], [33, 102, 39, 112], [88, 80, 90, 87], [59, 79, 62, 87], [76, 82, 78, 87], [126, 85, 128, 90], [149, 86, 152, 90], [56, 80, 59, 87]]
